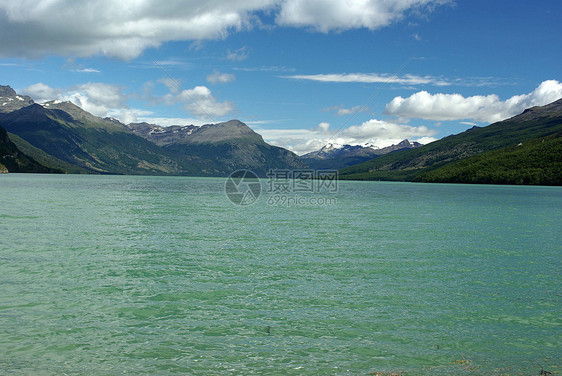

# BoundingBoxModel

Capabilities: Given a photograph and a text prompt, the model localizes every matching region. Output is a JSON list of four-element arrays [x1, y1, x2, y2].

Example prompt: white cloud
[[416, 136, 438, 144], [323, 105, 368, 115], [20, 82, 61, 103], [317, 122, 331, 132], [384, 80, 562, 123], [21, 82, 131, 120], [22, 82, 128, 117], [157, 78, 182, 94], [276, 0, 451, 32], [0, 1, 275, 60], [143, 80, 234, 120], [65, 83, 128, 117], [226, 47, 249, 61], [234, 66, 296, 72], [337, 105, 368, 116], [258, 118, 437, 154], [106, 108, 139, 124], [0, 0, 450, 60], [20, 81, 236, 123], [154, 59, 187, 67], [283, 73, 451, 86], [207, 71, 236, 84], [74, 68, 101, 73], [176, 86, 235, 118]]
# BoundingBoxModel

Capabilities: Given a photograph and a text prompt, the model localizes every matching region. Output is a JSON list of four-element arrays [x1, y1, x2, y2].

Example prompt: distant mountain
[[0, 124, 60, 173], [339, 98, 562, 185], [0, 85, 34, 113], [128, 120, 307, 176], [301, 139, 421, 170], [0, 85, 307, 177]]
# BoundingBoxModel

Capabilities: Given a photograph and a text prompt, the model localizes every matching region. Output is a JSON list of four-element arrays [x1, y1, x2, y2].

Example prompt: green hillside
[[0, 104, 190, 175], [415, 134, 562, 185], [339, 99, 562, 183], [0, 125, 60, 173], [7, 132, 91, 174]]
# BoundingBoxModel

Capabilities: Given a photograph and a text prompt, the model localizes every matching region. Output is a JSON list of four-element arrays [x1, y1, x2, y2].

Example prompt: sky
[[0, 0, 561, 155]]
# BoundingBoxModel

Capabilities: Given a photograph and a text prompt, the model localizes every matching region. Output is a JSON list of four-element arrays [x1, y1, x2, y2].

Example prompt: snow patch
[[16, 96, 24, 101]]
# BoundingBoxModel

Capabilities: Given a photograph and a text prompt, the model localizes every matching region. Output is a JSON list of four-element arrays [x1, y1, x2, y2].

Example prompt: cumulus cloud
[[385, 80, 562, 123], [21, 80, 236, 123], [0, 0, 450, 60], [343, 119, 434, 140], [175, 86, 235, 118], [258, 118, 436, 154], [20, 82, 61, 104], [317, 122, 331, 132], [207, 71, 236, 84], [283, 73, 451, 86], [106, 108, 141, 125], [276, 0, 451, 32], [0, 1, 274, 60]]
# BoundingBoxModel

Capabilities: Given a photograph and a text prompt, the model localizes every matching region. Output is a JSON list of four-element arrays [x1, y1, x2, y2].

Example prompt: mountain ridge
[[128, 119, 306, 176], [0, 85, 307, 177], [339, 98, 562, 184], [302, 139, 421, 170]]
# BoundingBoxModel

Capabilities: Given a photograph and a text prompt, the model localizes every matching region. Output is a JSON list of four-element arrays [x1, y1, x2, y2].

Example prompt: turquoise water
[[0, 174, 560, 375]]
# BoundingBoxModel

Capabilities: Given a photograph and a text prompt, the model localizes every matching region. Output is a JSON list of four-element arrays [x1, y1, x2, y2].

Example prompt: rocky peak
[[0, 85, 17, 97], [395, 139, 421, 148], [0, 85, 35, 113]]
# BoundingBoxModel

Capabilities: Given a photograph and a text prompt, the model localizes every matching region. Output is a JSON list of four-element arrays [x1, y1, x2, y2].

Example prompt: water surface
[[0, 174, 560, 375]]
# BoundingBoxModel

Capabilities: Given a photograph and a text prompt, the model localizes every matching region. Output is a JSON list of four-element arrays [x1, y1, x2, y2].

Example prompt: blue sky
[[1, 0, 561, 154]]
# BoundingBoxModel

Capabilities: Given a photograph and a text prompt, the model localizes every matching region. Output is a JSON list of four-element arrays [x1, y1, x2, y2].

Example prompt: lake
[[0, 174, 560, 375]]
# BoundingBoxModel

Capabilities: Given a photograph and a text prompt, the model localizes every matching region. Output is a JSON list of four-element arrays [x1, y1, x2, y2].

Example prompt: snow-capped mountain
[[301, 140, 421, 169]]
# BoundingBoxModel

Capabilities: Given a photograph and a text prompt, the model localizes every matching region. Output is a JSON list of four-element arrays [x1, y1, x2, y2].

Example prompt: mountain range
[[301, 140, 421, 170], [127, 120, 306, 176], [1, 84, 560, 185], [0, 85, 305, 176]]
